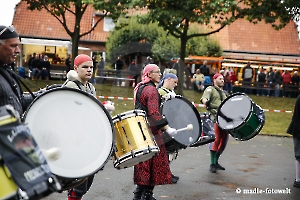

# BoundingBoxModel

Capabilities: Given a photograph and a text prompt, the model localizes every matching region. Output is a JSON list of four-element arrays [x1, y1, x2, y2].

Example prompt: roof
[[13, 1, 109, 42], [12, 1, 300, 56], [214, 18, 300, 55]]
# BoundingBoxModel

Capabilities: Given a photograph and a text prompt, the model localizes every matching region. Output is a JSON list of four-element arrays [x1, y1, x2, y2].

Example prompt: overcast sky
[[0, 0, 19, 26], [1, 0, 299, 39]]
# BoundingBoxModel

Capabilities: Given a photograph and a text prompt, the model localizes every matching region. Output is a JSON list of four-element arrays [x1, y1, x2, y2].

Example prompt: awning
[[21, 38, 71, 47]]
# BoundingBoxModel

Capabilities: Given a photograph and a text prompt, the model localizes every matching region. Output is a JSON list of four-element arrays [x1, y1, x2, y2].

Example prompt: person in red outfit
[[133, 64, 177, 200], [282, 70, 292, 97]]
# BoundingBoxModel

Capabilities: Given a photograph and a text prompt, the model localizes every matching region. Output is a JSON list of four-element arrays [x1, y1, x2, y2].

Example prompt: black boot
[[141, 186, 156, 200], [133, 185, 145, 200]]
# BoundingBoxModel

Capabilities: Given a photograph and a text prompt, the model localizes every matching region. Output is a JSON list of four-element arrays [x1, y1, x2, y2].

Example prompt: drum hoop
[[217, 92, 254, 130], [112, 109, 145, 122], [23, 87, 115, 178], [161, 95, 202, 144]]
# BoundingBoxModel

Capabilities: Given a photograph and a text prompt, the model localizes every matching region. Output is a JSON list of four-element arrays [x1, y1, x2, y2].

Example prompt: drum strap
[[213, 86, 228, 101], [135, 83, 150, 113], [72, 80, 95, 96]]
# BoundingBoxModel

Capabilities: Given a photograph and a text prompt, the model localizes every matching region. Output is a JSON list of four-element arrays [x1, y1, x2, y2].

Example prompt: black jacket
[[287, 95, 300, 138], [0, 65, 34, 115]]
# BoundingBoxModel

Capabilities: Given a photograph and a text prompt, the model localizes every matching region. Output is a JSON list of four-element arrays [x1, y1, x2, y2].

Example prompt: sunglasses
[[0, 25, 16, 36]]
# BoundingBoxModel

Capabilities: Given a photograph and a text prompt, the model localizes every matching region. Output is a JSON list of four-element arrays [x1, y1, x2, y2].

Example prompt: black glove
[[205, 99, 211, 110]]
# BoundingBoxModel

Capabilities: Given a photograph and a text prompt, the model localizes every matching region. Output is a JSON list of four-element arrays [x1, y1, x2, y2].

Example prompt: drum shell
[[112, 110, 159, 169], [23, 87, 114, 182], [0, 160, 18, 200]]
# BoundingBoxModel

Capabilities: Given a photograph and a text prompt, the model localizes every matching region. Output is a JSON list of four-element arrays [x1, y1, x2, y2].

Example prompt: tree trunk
[[176, 36, 188, 96]]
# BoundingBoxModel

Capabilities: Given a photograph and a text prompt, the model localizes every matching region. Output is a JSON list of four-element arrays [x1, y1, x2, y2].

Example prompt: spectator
[[114, 55, 124, 86], [274, 69, 282, 97], [282, 70, 292, 98], [38, 55, 50, 80], [172, 58, 180, 74], [256, 67, 267, 96], [90, 55, 97, 83], [192, 69, 205, 91], [223, 66, 233, 94], [143, 56, 152, 69], [65, 54, 72, 73], [97, 57, 105, 76], [200, 60, 210, 76], [267, 67, 275, 97], [128, 59, 139, 87], [291, 71, 300, 97], [242, 62, 254, 94], [31, 54, 40, 80]]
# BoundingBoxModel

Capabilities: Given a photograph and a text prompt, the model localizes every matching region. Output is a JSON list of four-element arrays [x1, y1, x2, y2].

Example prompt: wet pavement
[[44, 135, 300, 200]]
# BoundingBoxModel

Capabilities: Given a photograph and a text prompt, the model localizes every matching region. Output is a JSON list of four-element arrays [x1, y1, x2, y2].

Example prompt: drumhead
[[217, 93, 252, 130], [23, 88, 114, 179], [161, 96, 201, 146]]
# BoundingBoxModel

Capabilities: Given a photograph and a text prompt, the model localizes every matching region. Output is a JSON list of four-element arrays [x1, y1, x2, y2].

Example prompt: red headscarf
[[133, 64, 159, 104], [213, 73, 223, 80], [74, 54, 92, 67]]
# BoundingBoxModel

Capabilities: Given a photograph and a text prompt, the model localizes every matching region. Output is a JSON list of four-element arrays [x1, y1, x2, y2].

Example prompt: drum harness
[[206, 86, 232, 123], [67, 80, 95, 96]]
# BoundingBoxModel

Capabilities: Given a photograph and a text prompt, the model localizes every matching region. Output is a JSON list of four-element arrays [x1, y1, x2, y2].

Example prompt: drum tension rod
[[137, 122, 147, 141]]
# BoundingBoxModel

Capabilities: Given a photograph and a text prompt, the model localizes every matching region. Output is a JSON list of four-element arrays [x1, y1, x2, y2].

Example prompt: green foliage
[[106, 17, 222, 63], [105, 17, 159, 62]]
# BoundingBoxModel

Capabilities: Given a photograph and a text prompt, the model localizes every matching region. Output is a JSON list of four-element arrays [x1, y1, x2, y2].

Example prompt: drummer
[[0, 25, 40, 116], [201, 73, 229, 173], [64, 54, 96, 200], [157, 73, 180, 183], [132, 64, 177, 200]]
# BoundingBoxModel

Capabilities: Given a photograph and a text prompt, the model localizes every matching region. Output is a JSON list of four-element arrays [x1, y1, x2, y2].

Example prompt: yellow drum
[[0, 157, 18, 200], [112, 110, 160, 169]]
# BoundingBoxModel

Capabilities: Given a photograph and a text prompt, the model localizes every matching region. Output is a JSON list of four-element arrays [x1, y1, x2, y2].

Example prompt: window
[[104, 17, 115, 32]]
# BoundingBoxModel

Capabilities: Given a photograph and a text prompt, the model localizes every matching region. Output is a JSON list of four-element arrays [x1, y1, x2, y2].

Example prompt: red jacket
[[282, 72, 292, 84]]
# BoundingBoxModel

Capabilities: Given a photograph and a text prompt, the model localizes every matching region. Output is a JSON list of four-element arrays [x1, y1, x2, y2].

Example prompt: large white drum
[[23, 88, 114, 180]]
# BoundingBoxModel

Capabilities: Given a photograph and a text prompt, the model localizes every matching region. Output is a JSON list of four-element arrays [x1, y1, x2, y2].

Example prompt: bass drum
[[190, 112, 215, 147], [23, 87, 114, 190], [216, 93, 265, 141], [161, 96, 202, 153]]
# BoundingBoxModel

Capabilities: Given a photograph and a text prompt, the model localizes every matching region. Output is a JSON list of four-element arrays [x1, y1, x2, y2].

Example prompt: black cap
[[0, 25, 19, 39]]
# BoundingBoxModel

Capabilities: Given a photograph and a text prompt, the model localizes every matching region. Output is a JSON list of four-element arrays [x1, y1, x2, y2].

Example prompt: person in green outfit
[[200, 73, 229, 173]]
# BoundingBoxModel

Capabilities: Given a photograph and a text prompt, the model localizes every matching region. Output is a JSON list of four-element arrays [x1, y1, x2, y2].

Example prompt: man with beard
[[201, 73, 229, 173]]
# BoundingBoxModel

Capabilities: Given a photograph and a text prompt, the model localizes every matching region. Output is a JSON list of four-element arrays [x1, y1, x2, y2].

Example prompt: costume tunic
[[134, 81, 172, 186], [201, 86, 227, 122], [201, 86, 228, 153]]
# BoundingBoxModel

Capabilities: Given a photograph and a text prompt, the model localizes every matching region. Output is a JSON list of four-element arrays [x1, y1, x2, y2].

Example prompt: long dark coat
[[134, 82, 172, 186], [287, 95, 300, 138]]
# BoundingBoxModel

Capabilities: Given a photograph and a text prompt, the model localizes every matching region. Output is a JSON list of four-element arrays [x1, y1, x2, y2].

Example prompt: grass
[[21, 79, 295, 137]]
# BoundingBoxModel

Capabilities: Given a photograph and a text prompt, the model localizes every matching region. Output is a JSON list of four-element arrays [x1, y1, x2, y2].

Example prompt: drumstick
[[177, 124, 193, 132], [42, 147, 61, 161]]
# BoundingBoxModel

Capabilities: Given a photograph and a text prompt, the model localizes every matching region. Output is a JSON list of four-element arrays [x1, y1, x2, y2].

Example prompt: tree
[[24, 0, 130, 64], [106, 17, 222, 67], [132, 0, 293, 95]]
